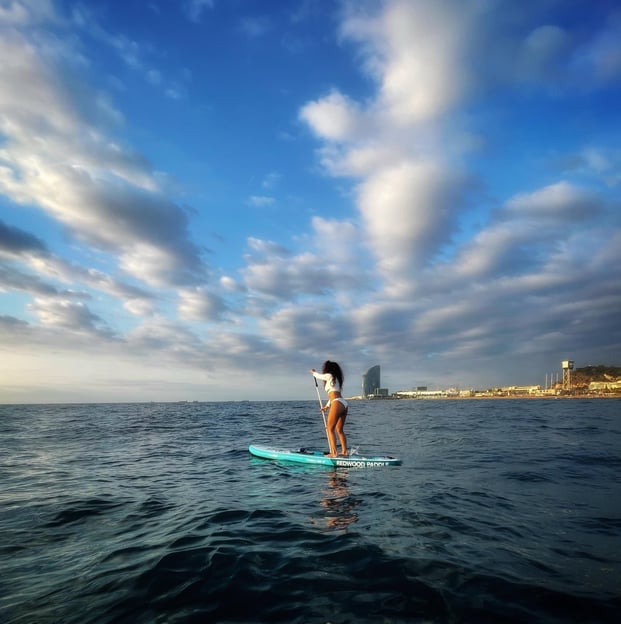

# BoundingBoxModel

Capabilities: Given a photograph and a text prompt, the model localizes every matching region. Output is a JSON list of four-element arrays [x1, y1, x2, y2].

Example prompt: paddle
[[313, 376, 330, 447]]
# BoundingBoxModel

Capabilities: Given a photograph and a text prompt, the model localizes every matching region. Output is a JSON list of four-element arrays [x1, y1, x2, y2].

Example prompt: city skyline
[[355, 360, 619, 398]]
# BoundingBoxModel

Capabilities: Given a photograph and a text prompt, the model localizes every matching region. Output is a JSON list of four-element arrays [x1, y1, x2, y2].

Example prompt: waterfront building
[[362, 365, 381, 398], [395, 389, 445, 398], [589, 380, 621, 392], [500, 385, 542, 396]]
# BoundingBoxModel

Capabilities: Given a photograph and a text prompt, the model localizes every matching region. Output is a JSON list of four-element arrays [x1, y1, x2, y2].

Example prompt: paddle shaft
[[313, 376, 330, 446]]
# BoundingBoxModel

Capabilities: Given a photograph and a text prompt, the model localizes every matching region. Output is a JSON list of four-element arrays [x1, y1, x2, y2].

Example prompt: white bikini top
[[312, 371, 342, 393]]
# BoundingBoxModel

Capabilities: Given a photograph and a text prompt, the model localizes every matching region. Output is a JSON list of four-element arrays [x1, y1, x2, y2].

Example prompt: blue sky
[[1, 0, 620, 403]]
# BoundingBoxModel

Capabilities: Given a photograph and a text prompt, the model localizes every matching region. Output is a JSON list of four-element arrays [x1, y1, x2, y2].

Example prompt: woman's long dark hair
[[322, 360, 344, 388]]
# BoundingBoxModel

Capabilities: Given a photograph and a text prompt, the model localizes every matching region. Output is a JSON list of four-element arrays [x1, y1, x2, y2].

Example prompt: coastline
[[348, 394, 620, 401]]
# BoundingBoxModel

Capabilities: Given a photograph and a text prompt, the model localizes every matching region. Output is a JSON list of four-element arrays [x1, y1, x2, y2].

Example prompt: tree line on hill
[[572, 365, 621, 388]]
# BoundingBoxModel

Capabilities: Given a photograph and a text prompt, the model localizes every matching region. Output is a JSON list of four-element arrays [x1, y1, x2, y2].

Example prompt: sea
[[1, 398, 620, 624]]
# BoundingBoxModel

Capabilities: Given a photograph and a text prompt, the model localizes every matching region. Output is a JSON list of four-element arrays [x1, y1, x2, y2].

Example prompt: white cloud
[[340, 0, 478, 124], [0, 218, 156, 313], [0, 25, 207, 289], [261, 172, 281, 189], [357, 160, 468, 281], [28, 255, 155, 308], [299, 1, 477, 296], [248, 195, 275, 207], [0, 261, 59, 296], [0, 218, 48, 256], [258, 302, 354, 354], [516, 25, 570, 83], [177, 287, 228, 322], [123, 297, 155, 317], [126, 315, 201, 354], [27, 295, 114, 337], [220, 275, 246, 293], [573, 10, 621, 82], [0, 0, 55, 26], [436, 180, 609, 283], [505, 182, 601, 221], [453, 221, 536, 279], [146, 68, 162, 85], [71, 3, 186, 99], [183, 0, 214, 24], [242, 250, 325, 300], [311, 216, 361, 266], [242, 217, 368, 304], [300, 90, 364, 141], [560, 147, 621, 187], [240, 16, 271, 38], [165, 86, 184, 100]]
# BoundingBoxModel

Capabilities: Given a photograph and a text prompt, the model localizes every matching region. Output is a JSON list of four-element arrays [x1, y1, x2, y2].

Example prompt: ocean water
[[1, 398, 620, 623]]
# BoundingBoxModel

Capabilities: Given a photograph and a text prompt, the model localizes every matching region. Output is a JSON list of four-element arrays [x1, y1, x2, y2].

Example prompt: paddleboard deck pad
[[249, 444, 401, 467]]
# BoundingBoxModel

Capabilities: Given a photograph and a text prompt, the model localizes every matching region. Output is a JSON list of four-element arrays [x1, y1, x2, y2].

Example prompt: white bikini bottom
[[327, 397, 348, 409]]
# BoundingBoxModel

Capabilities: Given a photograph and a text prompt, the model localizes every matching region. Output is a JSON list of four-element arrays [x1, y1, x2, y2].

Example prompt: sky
[[0, 0, 620, 403]]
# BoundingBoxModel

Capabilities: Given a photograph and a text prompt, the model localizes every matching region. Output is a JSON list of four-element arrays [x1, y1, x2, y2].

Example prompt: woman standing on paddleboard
[[310, 361, 348, 457]]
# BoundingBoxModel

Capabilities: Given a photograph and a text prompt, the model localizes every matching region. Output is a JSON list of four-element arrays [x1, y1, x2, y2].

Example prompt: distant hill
[[572, 365, 621, 386]]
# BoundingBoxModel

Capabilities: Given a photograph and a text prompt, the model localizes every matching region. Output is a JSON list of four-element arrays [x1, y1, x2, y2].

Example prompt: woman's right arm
[[311, 370, 331, 382]]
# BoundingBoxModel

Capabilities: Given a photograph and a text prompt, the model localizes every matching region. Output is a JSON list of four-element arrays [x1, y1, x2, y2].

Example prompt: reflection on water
[[317, 471, 360, 531]]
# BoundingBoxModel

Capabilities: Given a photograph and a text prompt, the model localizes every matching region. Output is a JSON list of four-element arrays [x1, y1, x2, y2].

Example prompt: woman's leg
[[326, 418, 337, 456], [335, 409, 348, 455], [326, 402, 346, 457]]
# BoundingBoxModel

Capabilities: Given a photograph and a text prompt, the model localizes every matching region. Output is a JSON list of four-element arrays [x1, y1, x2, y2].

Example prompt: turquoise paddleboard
[[248, 444, 401, 467]]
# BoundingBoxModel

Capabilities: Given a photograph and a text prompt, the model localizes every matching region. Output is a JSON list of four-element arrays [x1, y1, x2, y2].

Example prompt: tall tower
[[562, 360, 574, 390], [362, 365, 381, 398]]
